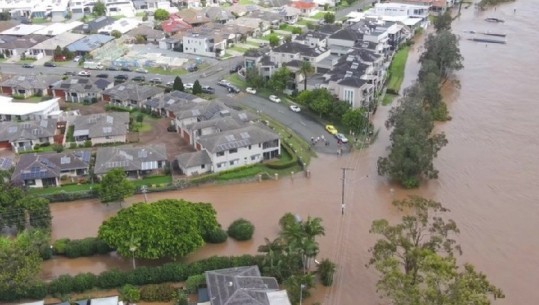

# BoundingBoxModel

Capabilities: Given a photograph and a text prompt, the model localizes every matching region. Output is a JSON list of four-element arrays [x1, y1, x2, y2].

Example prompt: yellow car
[[325, 125, 338, 135]]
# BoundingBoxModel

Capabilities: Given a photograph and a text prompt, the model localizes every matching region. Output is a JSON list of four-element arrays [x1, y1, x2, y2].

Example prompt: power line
[[340, 167, 354, 215]]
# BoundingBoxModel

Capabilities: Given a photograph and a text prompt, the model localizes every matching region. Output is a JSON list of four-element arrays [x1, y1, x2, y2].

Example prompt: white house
[[0, 97, 61, 121], [98, 18, 140, 35], [367, 2, 430, 19], [182, 32, 226, 58], [104, 0, 137, 17]]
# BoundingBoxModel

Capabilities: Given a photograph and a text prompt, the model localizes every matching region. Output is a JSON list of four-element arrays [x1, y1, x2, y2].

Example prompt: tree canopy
[[369, 196, 504, 305], [268, 34, 280, 48], [434, 10, 452, 32], [154, 9, 170, 21], [173, 76, 184, 91], [95, 168, 135, 203], [98, 199, 220, 259], [192, 80, 202, 95], [324, 12, 335, 24], [342, 108, 368, 135], [420, 31, 463, 80], [299, 61, 314, 91], [268, 67, 291, 93], [93, 1, 106, 16]]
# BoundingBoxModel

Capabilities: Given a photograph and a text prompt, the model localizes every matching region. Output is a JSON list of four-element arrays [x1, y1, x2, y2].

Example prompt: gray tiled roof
[[176, 150, 211, 168], [196, 124, 278, 154], [0, 34, 48, 49], [272, 42, 324, 58], [104, 82, 164, 102], [53, 77, 111, 93], [71, 112, 129, 139], [145, 90, 204, 110], [11, 150, 91, 183], [338, 77, 368, 88], [0, 119, 57, 142], [0, 74, 61, 90], [173, 100, 229, 121], [73, 16, 116, 34], [94, 144, 167, 175]]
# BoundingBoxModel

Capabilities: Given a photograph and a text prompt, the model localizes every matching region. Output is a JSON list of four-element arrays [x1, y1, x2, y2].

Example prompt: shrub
[[204, 227, 228, 244], [53, 238, 70, 254], [69, 142, 77, 149], [48, 274, 74, 295], [227, 218, 255, 241], [72, 273, 97, 293], [52, 143, 64, 153], [185, 274, 206, 294], [97, 269, 125, 289], [175, 291, 188, 305], [84, 140, 92, 147], [60, 237, 114, 258], [317, 258, 336, 286], [140, 284, 176, 302], [26, 283, 47, 299], [120, 284, 141, 303]]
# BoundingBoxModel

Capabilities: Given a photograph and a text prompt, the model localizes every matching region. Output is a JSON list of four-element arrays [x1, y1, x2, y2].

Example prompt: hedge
[[53, 237, 114, 258], [265, 144, 297, 170], [227, 218, 255, 241], [140, 283, 176, 302], [27, 255, 262, 301], [204, 228, 228, 244]]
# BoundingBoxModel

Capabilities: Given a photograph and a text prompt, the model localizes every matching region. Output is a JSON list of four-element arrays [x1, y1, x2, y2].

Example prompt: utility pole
[[340, 167, 354, 215]]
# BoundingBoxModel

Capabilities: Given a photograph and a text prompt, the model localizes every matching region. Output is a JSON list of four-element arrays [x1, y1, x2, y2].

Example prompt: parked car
[[202, 86, 215, 94], [132, 76, 145, 82], [227, 85, 240, 93], [269, 95, 281, 103], [325, 124, 338, 135], [149, 77, 162, 84], [165, 81, 174, 87], [246, 87, 256, 94], [73, 55, 82, 62], [217, 79, 231, 87], [22, 63, 34, 68], [229, 64, 242, 73], [78, 70, 91, 77], [184, 83, 194, 90], [335, 133, 349, 144], [187, 64, 198, 72], [106, 66, 119, 71], [114, 74, 129, 81], [289, 105, 301, 112], [120, 66, 132, 72], [135, 68, 148, 74], [64, 71, 75, 76], [96, 73, 109, 78], [44, 62, 56, 67]]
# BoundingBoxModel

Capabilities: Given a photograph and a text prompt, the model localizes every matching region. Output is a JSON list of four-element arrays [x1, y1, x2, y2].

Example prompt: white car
[[184, 83, 194, 89], [135, 68, 148, 74], [73, 55, 82, 62], [289, 105, 301, 112], [246, 87, 257, 94], [269, 95, 281, 103], [78, 70, 90, 77], [335, 133, 349, 144]]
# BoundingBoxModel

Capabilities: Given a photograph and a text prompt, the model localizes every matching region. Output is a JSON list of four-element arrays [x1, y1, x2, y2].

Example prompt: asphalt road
[[335, 0, 378, 19], [0, 58, 348, 155]]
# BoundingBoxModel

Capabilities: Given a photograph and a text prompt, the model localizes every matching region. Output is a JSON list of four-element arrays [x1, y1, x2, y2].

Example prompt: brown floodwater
[[44, 2, 538, 304]]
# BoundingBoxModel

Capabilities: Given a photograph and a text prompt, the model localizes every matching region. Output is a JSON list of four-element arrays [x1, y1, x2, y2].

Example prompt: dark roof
[[94, 144, 167, 175], [73, 16, 116, 34], [0, 74, 60, 90], [11, 150, 91, 183], [126, 25, 165, 40], [0, 34, 48, 49], [338, 77, 368, 88], [196, 124, 279, 154], [205, 266, 281, 305], [53, 77, 111, 93], [0, 119, 57, 142], [318, 24, 342, 35], [72, 112, 129, 139], [296, 31, 328, 41], [284, 59, 303, 68], [244, 48, 265, 58], [104, 82, 164, 102], [260, 55, 275, 66], [176, 150, 212, 169], [144, 90, 202, 110], [272, 42, 324, 58]]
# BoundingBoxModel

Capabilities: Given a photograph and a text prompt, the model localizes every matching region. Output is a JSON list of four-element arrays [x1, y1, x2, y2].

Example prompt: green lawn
[[31, 18, 48, 24], [312, 12, 326, 20], [297, 19, 313, 26], [238, 0, 254, 4], [228, 46, 249, 53], [133, 175, 172, 187], [147, 66, 188, 76], [386, 46, 410, 95], [29, 183, 93, 195], [382, 93, 398, 106]]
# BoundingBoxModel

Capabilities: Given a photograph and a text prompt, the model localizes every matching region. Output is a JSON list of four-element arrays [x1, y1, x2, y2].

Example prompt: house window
[[217, 162, 226, 168], [230, 159, 239, 166], [217, 151, 225, 156], [201, 164, 205, 169], [26, 179, 36, 185], [229, 148, 237, 154], [250, 155, 258, 161], [343, 89, 354, 105], [248, 145, 251, 150]]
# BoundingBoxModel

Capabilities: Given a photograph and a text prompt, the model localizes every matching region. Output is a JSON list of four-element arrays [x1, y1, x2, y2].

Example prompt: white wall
[[91, 134, 126, 145], [183, 163, 211, 176]]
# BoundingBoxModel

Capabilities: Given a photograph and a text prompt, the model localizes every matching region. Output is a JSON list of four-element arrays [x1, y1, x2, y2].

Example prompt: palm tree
[[302, 217, 325, 241], [299, 61, 315, 91]]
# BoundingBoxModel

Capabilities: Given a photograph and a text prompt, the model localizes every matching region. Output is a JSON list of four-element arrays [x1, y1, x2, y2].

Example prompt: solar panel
[[60, 156, 71, 164], [240, 132, 250, 139], [8, 126, 17, 133], [138, 150, 147, 158], [103, 127, 112, 133], [225, 135, 235, 142]]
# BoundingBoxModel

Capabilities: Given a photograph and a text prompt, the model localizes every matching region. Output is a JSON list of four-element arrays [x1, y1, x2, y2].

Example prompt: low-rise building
[[0, 119, 58, 152], [0, 96, 61, 122], [28, 32, 86, 56], [125, 25, 166, 43], [143, 90, 205, 117], [52, 77, 113, 103], [289, 1, 316, 16], [182, 31, 226, 58], [0, 24, 46, 36], [0, 34, 48, 57], [33, 21, 84, 36], [72, 16, 116, 34], [11, 150, 91, 187], [105, 0, 137, 17], [103, 82, 164, 108], [94, 144, 168, 177], [66, 34, 115, 56], [70, 112, 129, 145], [98, 18, 140, 35], [0, 74, 59, 98], [277, 6, 300, 24]]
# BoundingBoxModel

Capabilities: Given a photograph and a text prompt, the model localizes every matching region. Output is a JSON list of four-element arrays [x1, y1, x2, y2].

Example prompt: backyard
[[386, 46, 410, 95]]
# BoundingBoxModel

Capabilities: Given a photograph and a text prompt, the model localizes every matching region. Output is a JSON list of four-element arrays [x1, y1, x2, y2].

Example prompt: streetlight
[[299, 284, 306, 305], [129, 245, 137, 270], [141, 185, 148, 203]]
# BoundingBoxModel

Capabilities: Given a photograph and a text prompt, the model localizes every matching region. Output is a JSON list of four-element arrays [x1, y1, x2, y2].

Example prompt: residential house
[[390, 0, 452, 13], [0, 34, 48, 57], [204, 266, 291, 305], [70, 112, 129, 145], [173, 100, 230, 140], [0, 74, 60, 98], [229, 17, 269, 37], [98, 18, 140, 35], [68, 0, 98, 17], [105, 0, 136, 17], [176, 150, 212, 176], [133, 0, 178, 12], [277, 6, 300, 24], [0, 96, 61, 122], [33, 22, 84, 36], [72, 16, 116, 34], [0, 24, 46, 36], [125, 25, 166, 43], [52, 77, 114, 103], [244, 48, 276, 81], [176, 9, 211, 27], [160, 14, 193, 35], [11, 150, 91, 187], [103, 82, 164, 108], [28, 32, 86, 56], [328, 26, 364, 56], [185, 110, 254, 145], [204, 7, 233, 24], [370, 2, 430, 18], [194, 123, 280, 173], [94, 144, 168, 177], [143, 90, 206, 117], [0, 119, 58, 153], [294, 31, 329, 49], [289, 1, 316, 16], [177, 0, 204, 9], [247, 10, 283, 27], [66, 34, 115, 56], [182, 31, 226, 58]]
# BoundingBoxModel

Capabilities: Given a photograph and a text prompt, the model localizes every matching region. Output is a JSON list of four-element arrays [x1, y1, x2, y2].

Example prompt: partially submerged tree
[[369, 196, 504, 305], [95, 168, 135, 203], [420, 31, 463, 80]]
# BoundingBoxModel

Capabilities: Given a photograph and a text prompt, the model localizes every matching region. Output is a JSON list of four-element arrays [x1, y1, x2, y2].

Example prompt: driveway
[[136, 117, 195, 160]]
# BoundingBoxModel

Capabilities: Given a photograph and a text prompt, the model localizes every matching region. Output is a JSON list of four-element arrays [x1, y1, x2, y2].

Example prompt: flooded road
[[45, 2, 538, 304]]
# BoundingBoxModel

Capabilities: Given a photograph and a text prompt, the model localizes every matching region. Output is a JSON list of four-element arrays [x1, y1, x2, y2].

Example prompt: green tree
[[245, 68, 265, 89], [268, 67, 291, 93], [17, 196, 52, 230], [227, 218, 255, 241], [189, 202, 220, 239], [0, 231, 46, 298], [317, 258, 336, 286], [93, 1, 106, 16], [111, 30, 122, 39], [323, 12, 335, 24], [154, 9, 170, 21], [299, 61, 314, 91], [98, 199, 216, 259], [62, 47, 74, 60], [342, 108, 367, 135], [330, 99, 350, 121], [268, 33, 280, 48], [369, 197, 504, 305], [420, 31, 463, 80], [54, 45, 62, 58], [434, 10, 452, 32], [95, 168, 135, 203], [119, 284, 141, 304], [377, 85, 447, 188], [192, 80, 202, 95], [135, 113, 144, 124], [284, 274, 315, 305], [291, 27, 302, 34], [173, 76, 184, 91]]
